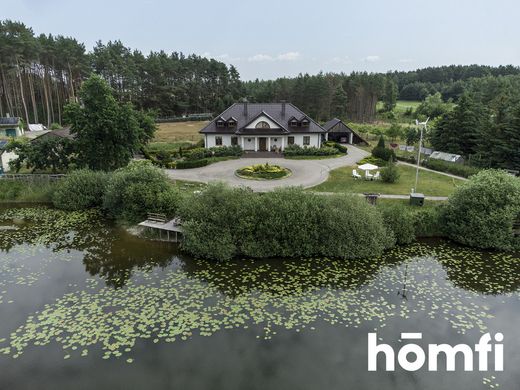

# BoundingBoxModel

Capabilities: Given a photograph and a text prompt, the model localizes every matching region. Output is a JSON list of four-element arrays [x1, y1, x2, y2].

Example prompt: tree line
[[244, 72, 394, 122], [0, 20, 243, 127]]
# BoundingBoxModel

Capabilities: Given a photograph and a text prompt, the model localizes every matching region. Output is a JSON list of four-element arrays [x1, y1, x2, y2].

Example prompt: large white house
[[200, 102, 326, 151]]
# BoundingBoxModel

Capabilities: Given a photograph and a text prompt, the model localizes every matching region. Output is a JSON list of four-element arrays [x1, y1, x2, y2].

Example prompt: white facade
[[0, 150, 18, 173], [205, 133, 321, 151], [244, 115, 279, 129]]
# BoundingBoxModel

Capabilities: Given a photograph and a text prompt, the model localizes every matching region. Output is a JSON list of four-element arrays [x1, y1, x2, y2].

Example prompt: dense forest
[[0, 20, 242, 127], [1, 20, 520, 171]]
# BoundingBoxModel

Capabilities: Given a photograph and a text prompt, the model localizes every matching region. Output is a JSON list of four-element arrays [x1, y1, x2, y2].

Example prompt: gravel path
[[165, 145, 369, 191]]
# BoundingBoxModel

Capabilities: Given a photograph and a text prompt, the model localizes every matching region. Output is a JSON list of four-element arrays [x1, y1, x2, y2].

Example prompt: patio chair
[[373, 171, 381, 180], [352, 169, 362, 179], [365, 171, 374, 180]]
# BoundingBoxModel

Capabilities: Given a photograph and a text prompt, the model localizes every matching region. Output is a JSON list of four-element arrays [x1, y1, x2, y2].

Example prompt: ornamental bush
[[380, 161, 400, 183], [179, 184, 394, 261], [283, 144, 339, 157], [372, 146, 396, 162], [102, 161, 182, 223], [442, 169, 520, 251], [53, 169, 110, 210], [175, 159, 209, 169]]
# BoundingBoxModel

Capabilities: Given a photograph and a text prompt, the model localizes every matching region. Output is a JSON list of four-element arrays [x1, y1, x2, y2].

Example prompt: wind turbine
[[413, 117, 429, 193]]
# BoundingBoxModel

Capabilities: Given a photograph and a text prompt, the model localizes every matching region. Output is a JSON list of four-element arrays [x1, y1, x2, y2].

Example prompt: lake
[[0, 205, 519, 390]]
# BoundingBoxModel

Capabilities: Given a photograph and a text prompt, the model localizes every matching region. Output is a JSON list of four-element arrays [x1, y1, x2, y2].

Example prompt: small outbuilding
[[322, 118, 368, 145], [429, 151, 464, 164], [0, 117, 24, 137]]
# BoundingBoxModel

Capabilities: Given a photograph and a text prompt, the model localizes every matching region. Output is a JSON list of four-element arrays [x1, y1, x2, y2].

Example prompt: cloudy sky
[[3, 0, 519, 80]]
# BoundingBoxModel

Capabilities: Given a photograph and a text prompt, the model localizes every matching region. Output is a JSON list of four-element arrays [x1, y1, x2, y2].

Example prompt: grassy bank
[[310, 164, 464, 197], [0, 180, 55, 203]]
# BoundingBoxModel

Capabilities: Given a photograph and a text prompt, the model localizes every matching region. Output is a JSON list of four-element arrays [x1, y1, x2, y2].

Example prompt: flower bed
[[235, 163, 291, 180]]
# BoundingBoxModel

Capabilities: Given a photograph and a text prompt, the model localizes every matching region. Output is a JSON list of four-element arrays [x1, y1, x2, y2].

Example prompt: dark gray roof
[[322, 118, 342, 131], [200, 103, 326, 134], [0, 117, 20, 126]]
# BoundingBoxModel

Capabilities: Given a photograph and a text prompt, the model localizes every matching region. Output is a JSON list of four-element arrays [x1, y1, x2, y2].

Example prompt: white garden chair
[[352, 169, 362, 179], [373, 171, 381, 180]]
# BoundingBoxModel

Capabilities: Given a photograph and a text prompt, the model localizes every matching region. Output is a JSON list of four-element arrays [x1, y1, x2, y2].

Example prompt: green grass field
[[310, 164, 463, 197]]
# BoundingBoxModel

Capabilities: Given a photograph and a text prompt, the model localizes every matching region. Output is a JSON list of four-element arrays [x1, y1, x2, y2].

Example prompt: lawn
[[154, 121, 208, 143], [310, 163, 464, 197]]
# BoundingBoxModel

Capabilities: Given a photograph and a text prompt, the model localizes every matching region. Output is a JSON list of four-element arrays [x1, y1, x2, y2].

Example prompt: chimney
[[281, 101, 286, 117], [243, 101, 248, 117]]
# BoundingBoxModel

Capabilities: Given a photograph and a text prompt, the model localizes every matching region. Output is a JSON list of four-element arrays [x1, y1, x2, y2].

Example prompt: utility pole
[[414, 117, 429, 193]]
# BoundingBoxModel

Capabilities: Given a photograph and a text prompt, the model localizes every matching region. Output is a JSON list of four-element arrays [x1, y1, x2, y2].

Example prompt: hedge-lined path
[[311, 192, 449, 201], [397, 161, 469, 181], [165, 145, 369, 191]]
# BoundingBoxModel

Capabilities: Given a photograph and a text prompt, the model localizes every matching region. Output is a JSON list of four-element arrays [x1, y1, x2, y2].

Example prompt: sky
[[2, 0, 519, 80]]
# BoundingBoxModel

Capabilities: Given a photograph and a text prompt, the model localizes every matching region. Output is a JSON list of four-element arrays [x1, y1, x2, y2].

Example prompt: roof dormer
[[216, 116, 226, 128], [288, 116, 299, 127], [227, 117, 237, 127], [300, 117, 310, 127]]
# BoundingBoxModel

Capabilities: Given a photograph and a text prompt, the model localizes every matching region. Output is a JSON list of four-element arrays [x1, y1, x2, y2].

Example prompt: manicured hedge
[[323, 141, 349, 153], [283, 144, 339, 157], [176, 159, 209, 169]]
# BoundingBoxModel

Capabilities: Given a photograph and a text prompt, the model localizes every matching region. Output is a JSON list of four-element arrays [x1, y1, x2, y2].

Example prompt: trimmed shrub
[[372, 146, 396, 162], [53, 169, 109, 210], [323, 141, 349, 154], [380, 161, 400, 183], [442, 169, 520, 251], [179, 184, 394, 261], [183, 147, 211, 161], [379, 204, 415, 245], [210, 145, 242, 157], [102, 161, 181, 223], [358, 156, 387, 167], [283, 144, 339, 157], [176, 159, 209, 169]]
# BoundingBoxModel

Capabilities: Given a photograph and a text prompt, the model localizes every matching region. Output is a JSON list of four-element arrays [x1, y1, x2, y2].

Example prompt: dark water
[[0, 205, 519, 390]]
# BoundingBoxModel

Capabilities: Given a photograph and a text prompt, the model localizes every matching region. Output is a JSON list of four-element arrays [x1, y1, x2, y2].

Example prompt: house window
[[255, 121, 270, 129], [215, 136, 223, 146], [231, 136, 238, 146], [290, 120, 298, 127], [303, 136, 310, 146], [228, 120, 236, 127], [288, 136, 295, 145], [216, 120, 224, 128], [301, 119, 309, 127]]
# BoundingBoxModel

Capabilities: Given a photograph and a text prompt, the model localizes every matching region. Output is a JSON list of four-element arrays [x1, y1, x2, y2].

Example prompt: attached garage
[[323, 118, 368, 145]]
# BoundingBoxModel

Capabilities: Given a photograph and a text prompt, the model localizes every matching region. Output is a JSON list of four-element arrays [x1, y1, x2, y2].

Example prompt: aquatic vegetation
[[0, 207, 106, 251], [1, 242, 514, 363]]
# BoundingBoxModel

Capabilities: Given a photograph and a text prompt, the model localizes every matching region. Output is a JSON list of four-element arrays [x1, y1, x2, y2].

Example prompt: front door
[[259, 137, 267, 151]]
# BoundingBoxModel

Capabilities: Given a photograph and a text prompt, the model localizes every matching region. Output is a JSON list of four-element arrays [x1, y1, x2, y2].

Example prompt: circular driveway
[[165, 145, 369, 191]]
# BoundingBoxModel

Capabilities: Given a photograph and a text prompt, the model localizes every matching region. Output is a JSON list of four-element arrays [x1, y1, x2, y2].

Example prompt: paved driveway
[[165, 145, 369, 191]]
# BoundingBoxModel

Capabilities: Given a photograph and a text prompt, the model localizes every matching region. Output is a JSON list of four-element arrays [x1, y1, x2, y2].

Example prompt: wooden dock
[[138, 213, 183, 242]]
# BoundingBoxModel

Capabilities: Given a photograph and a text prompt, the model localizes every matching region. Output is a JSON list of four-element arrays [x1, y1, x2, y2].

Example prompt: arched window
[[255, 121, 270, 129]]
